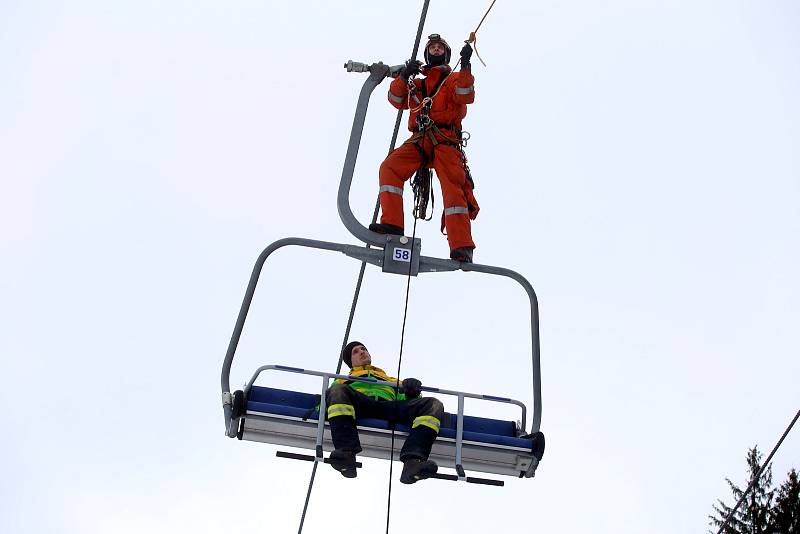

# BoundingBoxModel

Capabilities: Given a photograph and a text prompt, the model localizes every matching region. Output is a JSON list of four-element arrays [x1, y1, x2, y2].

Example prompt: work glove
[[401, 59, 422, 79], [401, 378, 422, 399], [460, 43, 473, 69]]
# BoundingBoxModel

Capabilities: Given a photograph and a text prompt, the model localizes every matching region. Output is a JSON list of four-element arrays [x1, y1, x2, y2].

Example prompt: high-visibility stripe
[[379, 185, 403, 195], [412, 415, 441, 433], [455, 85, 474, 95], [388, 91, 404, 103], [444, 206, 469, 216], [327, 403, 356, 418]]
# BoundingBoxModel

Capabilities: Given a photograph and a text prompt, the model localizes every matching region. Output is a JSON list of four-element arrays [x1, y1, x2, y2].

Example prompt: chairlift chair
[[221, 60, 544, 485]]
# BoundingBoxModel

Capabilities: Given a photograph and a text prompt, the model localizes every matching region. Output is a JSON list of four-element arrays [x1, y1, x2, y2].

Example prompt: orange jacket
[[387, 65, 475, 132]]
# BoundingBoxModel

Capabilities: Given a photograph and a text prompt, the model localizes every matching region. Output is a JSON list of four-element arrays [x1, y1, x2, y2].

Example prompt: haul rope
[[296, 1, 433, 532]]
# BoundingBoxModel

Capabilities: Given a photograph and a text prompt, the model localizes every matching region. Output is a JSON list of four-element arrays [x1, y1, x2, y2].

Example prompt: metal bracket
[[381, 235, 421, 276], [524, 457, 540, 478]]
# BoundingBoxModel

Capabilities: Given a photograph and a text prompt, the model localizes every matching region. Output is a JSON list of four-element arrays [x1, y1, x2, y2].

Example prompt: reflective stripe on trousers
[[412, 415, 441, 433], [444, 206, 469, 216], [327, 403, 356, 419], [379, 185, 403, 195]]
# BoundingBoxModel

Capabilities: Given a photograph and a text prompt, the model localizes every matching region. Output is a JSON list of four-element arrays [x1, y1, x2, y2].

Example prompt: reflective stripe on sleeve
[[327, 403, 356, 419], [388, 91, 404, 103], [455, 85, 474, 95], [412, 415, 441, 433], [444, 206, 469, 216], [379, 185, 404, 195]]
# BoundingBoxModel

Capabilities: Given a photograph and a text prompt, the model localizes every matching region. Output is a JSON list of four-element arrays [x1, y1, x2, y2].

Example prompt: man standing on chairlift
[[369, 34, 479, 264], [326, 341, 444, 484]]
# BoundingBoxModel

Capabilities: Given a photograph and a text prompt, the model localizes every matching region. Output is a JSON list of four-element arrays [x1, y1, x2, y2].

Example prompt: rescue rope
[[467, 0, 498, 67], [385, 215, 421, 534], [411, 167, 434, 221], [296, 1, 432, 532]]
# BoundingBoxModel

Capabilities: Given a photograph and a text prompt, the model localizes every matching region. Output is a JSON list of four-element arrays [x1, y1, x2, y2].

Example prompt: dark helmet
[[424, 33, 451, 65]]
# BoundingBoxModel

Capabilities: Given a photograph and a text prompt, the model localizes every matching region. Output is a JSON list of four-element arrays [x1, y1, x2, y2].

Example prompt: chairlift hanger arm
[[338, 61, 403, 247]]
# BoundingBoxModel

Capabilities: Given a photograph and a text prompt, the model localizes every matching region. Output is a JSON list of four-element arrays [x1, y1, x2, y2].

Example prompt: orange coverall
[[378, 65, 479, 252]]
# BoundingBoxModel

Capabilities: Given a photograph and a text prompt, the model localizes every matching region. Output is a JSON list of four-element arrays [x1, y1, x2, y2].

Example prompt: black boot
[[369, 223, 404, 236], [400, 457, 438, 484], [328, 449, 358, 478], [449, 247, 474, 263]]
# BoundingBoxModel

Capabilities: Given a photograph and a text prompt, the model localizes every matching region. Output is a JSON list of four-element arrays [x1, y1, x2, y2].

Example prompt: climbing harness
[[404, 66, 475, 225]]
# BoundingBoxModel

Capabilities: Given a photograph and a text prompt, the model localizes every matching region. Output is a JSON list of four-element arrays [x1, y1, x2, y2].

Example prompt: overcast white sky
[[2, 1, 798, 533]]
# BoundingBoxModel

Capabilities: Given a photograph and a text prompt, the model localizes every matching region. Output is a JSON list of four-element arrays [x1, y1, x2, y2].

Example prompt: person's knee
[[427, 397, 445, 418], [327, 383, 351, 403], [379, 157, 397, 178]]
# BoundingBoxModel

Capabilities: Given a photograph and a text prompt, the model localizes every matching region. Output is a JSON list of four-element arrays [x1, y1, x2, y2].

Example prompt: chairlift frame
[[221, 60, 543, 479]]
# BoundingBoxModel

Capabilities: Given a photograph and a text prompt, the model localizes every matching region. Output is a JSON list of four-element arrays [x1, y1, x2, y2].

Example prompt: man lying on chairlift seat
[[327, 341, 443, 484]]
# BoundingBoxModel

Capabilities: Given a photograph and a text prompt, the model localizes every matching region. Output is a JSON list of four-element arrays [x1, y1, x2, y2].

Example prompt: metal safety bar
[[240, 364, 529, 471]]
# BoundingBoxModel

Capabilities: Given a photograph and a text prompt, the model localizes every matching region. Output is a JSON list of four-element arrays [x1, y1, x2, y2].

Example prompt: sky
[[1, 1, 798, 533]]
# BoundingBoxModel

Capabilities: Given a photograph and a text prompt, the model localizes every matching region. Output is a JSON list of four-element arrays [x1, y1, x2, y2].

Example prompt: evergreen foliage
[[710, 446, 774, 533], [709, 447, 800, 534], [771, 469, 800, 534]]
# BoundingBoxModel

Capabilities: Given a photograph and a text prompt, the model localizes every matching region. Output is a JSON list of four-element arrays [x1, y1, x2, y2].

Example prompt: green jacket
[[335, 365, 407, 401]]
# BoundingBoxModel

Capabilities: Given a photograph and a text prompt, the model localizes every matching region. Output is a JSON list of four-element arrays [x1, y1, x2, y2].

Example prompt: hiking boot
[[449, 247, 474, 263], [369, 223, 404, 236], [328, 450, 357, 479], [400, 458, 438, 484]]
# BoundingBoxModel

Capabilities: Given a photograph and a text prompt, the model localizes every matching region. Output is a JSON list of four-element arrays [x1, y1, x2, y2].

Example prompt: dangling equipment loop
[[412, 165, 434, 221]]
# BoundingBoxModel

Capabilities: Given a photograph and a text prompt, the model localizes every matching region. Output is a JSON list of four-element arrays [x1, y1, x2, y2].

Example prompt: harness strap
[[405, 123, 461, 148]]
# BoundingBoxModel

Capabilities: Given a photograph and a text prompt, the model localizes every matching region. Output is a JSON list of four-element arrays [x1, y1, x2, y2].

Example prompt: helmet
[[424, 33, 451, 65]]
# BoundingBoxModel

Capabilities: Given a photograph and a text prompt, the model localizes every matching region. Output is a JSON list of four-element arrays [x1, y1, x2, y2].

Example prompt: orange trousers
[[378, 137, 477, 251]]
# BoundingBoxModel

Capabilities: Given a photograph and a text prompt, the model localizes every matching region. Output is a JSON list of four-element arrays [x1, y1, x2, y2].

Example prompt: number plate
[[392, 247, 412, 263]]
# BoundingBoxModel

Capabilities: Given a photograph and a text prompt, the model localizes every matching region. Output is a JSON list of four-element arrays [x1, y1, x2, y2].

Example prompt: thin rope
[[296, 461, 318, 533], [716, 408, 800, 534], [296, 1, 432, 532], [467, 0, 498, 66], [385, 213, 421, 534], [473, 0, 497, 35]]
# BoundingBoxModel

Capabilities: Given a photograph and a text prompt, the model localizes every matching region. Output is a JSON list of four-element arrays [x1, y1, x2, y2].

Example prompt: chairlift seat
[[243, 385, 539, 476]]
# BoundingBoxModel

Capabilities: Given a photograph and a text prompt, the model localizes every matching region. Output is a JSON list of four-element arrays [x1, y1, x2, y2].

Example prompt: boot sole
[[400, 464, 438, 484]]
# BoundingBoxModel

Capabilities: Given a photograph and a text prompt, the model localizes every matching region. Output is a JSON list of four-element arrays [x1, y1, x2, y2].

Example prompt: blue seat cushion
[[246, 386, 532, 450]]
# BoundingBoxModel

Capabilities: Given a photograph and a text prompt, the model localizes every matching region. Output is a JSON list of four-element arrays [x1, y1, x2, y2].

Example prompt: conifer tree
[[770, 468, 800, 533], [709, 446, 774, 534]]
